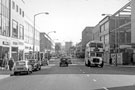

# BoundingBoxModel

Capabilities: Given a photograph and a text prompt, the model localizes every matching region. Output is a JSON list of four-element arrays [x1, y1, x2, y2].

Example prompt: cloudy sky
[[24, 0, 130, 44]]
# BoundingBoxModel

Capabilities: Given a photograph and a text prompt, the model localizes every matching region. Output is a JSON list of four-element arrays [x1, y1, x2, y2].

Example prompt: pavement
[[0, 67, 12, 80]]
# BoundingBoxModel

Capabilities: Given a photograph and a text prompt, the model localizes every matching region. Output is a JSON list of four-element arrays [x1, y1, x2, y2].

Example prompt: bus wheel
[[85, 61, 88, 66], [88, 61, 91, 67]]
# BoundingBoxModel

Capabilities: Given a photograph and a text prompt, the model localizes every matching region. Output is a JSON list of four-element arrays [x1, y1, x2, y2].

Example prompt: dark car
[[59, 57, 68, 67], [27, 59, 41, 71]]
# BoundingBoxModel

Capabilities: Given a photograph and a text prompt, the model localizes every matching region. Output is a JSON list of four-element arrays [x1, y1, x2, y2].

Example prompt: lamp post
[[33, 12, 49, 59]]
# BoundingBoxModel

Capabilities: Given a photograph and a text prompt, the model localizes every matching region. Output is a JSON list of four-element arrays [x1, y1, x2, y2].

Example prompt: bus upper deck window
[[89, 43, 96, 47]]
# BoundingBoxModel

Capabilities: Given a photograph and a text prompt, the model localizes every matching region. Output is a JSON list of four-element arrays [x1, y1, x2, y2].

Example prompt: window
[[12, 1, 15, 9], [16, 5, 18, 12], [96, 52, 102, 57], [100, 25, 104, 32], [89, 43, 96, 47], [19, 24, 24, 40], [12, 20, 18, 38], [105, 22, 109, 31], [22, 11, 24, 17], [19, 8, 21, 15]]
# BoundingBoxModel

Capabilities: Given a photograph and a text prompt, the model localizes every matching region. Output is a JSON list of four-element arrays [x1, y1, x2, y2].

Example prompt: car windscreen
[[16, 61, 26, 66]]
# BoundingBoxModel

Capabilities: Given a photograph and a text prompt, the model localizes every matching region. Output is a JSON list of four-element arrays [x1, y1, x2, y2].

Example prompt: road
[[0, 58, 135, 90]]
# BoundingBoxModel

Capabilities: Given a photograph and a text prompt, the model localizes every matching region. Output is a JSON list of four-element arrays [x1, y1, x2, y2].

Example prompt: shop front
[[24, 44, 33, 59], [0, 40, 10, 67]]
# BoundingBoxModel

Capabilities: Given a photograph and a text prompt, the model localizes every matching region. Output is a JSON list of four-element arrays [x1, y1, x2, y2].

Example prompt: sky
[[24, 0, 130, 45]]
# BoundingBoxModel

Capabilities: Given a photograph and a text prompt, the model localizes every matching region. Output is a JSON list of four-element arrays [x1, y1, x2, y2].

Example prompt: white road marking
[[102, 87, 109, 90], [93, 79, 97, 82]]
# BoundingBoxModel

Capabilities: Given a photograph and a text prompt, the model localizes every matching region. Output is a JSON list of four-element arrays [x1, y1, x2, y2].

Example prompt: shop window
[[16, 5, 18, 12], [12, 20, 18, 38], [19, 8, 21, 15]]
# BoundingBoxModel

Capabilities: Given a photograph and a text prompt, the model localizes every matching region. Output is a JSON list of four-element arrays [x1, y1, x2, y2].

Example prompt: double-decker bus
[[85, 40, 104, 67]]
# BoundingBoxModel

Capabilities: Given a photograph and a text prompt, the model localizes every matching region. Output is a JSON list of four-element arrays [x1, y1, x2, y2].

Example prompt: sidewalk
[[0, 67, 13, 75]]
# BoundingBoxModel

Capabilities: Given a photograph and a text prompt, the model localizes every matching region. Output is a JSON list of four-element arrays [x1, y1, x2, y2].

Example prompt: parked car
[[59, 57, 68, 67], [13, 60, 32, 75], [27, 59, 41, 71]]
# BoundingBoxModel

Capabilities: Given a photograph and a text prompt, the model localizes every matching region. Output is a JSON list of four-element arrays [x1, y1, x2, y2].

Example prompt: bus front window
[[96, 53, 102, 57]]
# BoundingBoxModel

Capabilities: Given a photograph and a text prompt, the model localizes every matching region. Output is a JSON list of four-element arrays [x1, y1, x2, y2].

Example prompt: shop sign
[[3, 41, 10, 45], [13, 42, 18, 45]]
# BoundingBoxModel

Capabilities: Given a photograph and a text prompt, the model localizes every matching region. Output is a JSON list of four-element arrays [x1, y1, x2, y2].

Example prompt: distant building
[[75, 42, 83, 58], [55, 42, 61, 56], [81, 27, 94, 58], [65, 41, 73, 55]]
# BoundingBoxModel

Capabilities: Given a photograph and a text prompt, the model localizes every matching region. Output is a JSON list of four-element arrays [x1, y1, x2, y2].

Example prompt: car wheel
[[100, 63, 104, 68], [85, 61, 88, 66], [14, 72, 17, 75], [88, 61, 91, 67], [39, 66, 41, 70], [26, 70, 30, 75]]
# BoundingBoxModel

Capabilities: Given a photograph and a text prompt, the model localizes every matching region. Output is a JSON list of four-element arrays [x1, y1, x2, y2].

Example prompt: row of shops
[[0, 36, 40, 66]]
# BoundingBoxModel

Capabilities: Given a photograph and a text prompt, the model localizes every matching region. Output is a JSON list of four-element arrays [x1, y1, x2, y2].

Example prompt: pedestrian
[[8, 58, 14, 71]]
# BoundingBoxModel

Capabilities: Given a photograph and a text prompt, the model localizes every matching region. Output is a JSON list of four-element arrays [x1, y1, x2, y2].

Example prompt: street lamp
[[101, 14, 112, 16], [47, 31, 56, 35], [33, 12, 49, 59]]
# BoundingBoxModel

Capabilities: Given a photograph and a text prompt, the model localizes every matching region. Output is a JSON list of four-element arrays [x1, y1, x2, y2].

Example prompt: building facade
[[65, 41, 72, 55], [0, 0, 10, 62], [40, 32, 53, 59], [0, 0, 40, 63]]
